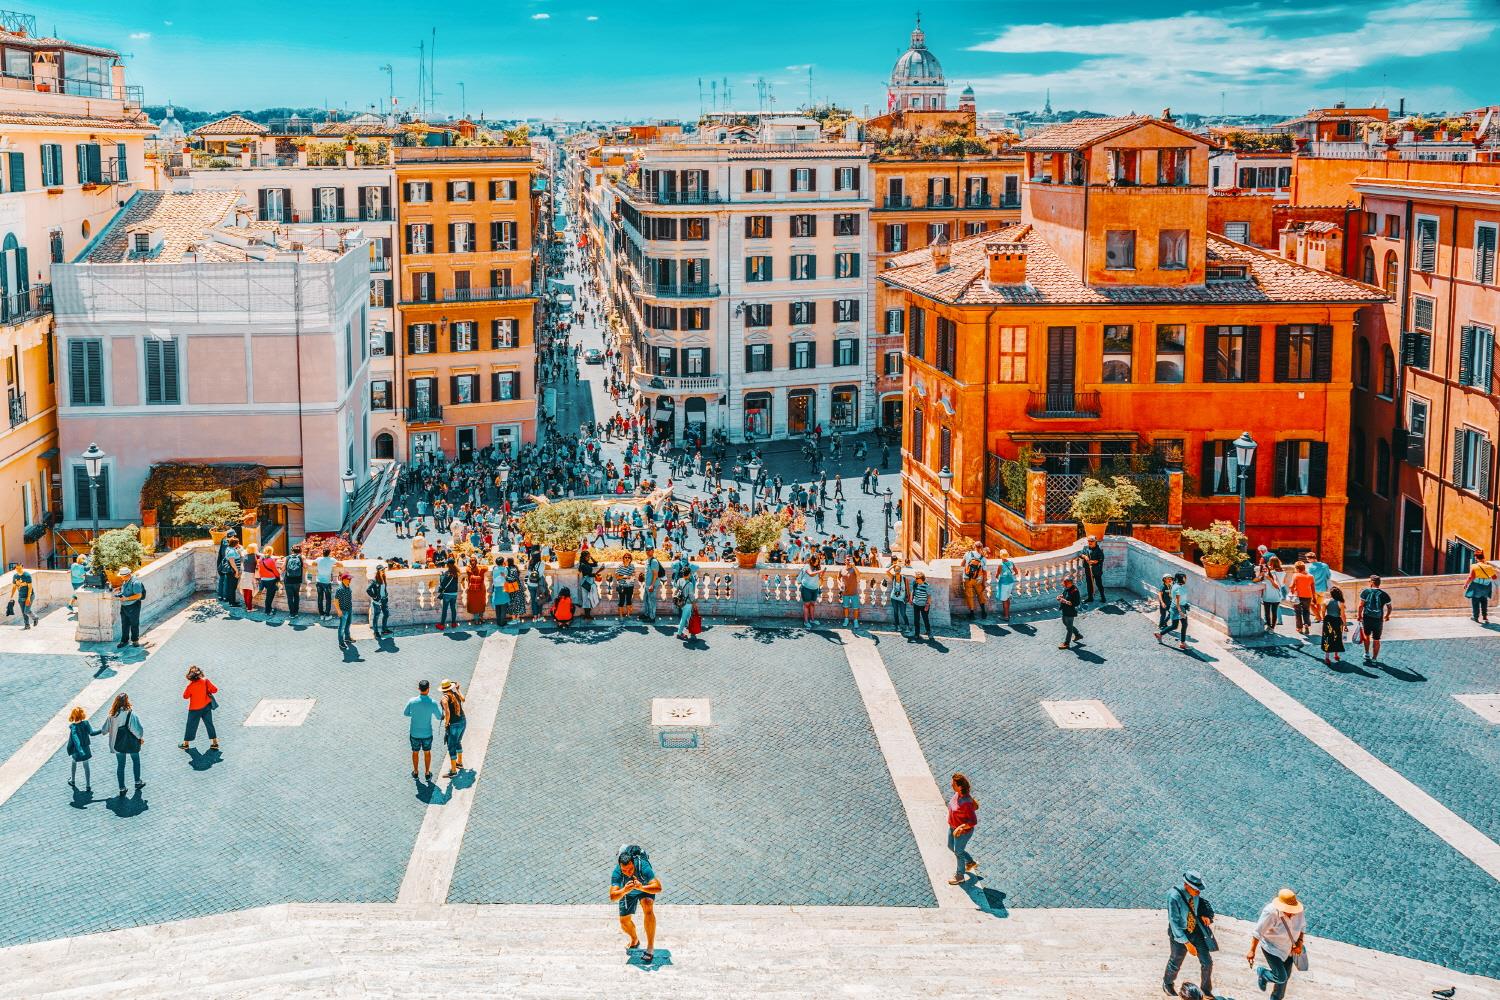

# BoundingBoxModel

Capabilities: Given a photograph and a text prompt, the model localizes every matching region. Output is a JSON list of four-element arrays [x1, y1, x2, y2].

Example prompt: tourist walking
[[1058, 576, 1083, 649], [642, 549, 662, 622], [8, 561, 36, 629], [1247, 889, 1306, 999], [961, 543, 987, 620], [367, 564, 391, 637], [1304, 551, 1331, 623], [1356, 576, 1393, 664], [610, 844, 662, 965], [403, 679, 444, 781], [100, 692, 144, 798], [1152, 574, 1174, 641], [839, 562, 862, 628], [257, 548, 281, 617], [179, 665, 220, 753], [66, 706, 97, 793], [1320, 585, 1346, 666], [946, 773, 979, 885], [1083, 536, 1107, 603], [440, 679, 465, 777], [1465, 553, 1495, 622], [1163, 871, 1216, 998], [1256, 555, 1286, 631], [910, 571, 933, 640], [490, 557, 512, 628], [1288, 561, 1315, 635], [615, 553, 638, 620], [116, 567, 145, 648], [437, 562, 460, 630], [887, 561, 910, 636], [465, 558, 487, 624], [334, 573, 354, 650], [282, 544, 305, 618]]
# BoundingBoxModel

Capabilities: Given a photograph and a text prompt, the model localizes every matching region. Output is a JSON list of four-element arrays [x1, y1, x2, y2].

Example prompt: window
[[996, 327, 1027, 382], [645, 305, 677, 330], [745, 256, 772, 282], [1108, 148, 1139, 184], [744, 303, 772, 328], [884, 223, 906, 253], [1356, 336, 1370, 390], [1407, 396, 1429, 467], [831, 386, 857, 429], [790, 214, 816, 238], [74, 143, 102, 185], [680, 217, 707, 240], [1158, 230, 1188, 270], [791, 341, 816, 369], [1223, 221, 1250, 243], [1204, 439, 1256, 496], [1386, 214, 1401, 238], [683, 348, 709, 375], [1384, 250, 1400, 293], [450, 321, 477, 352], [1273, 440, 1328, 496], [72, 465, 110, 520], [143, 336, 180, 404], [1454, 427, 1493, 497], [406, 223, 432, 255], [908, 306, 926, 358], [1102, 325, 1133, 383], [1105, 230, 1136, 269], [407, 323, 435, 355], [1413, 294, 1436, 334], [884, 308, 904, 335], [116, 141, 130, 180], [1476, 223, 1497, 284], [745, 215, 771, 239], [835, 253, 860, 278], [790, 167, 815, 192], [744, 392, 772, 437], [410, 272, 435, 303], [4, 47, 31, 78], [1003, 175, 1020, 207], [1415, 216, 1439, 271], [652, 347, 677, 376], [1275, 324, 1330, 382], [835, 338, 859, 366], [404, 181, 431, 203], [1363, 211, 1379, 236], [371, 380, 392, 410], [1352, 427, 1367, 485], [490, 371, 520, 401], [489, 179, 517, 200], [1376, 439, 1391, 497], [834, 213, 859, 236], [1155, 325, 1187, 383], [790, 254, 816, 280], [1445, 539, 1481, 574], [911, 407, 925, 463], [491, 318, 517, 349], [490, 220, 516, 251], [1157, 148, 1190, 185], [884, 351, 904, 376], [67, 339, 104, 406], [449, 222, 474, 253], [834, 299, 859, 323], [39, 143, 63, 187], [965, 221, 987, 237], [939, 426, 953, 472], [1362, 246, 1376, 284], [834, 166, 860, 191], [447, 180, 474, 202], [744, 168, 772, 193], [1204, 325, 1259, 382], [745, 344, 773, 372], [1458, 325, 1496, 392], [49, 228, 63, 264], [258, 187, 290, 223], [934, 317, 957, 376], [789, 301, 816, 325], [681, 307, 710, 331], [1381, 345, 1396, 397]]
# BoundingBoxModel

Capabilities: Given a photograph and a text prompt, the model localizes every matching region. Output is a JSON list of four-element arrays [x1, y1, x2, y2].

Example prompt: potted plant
[[172, 489, 244, 543], [93, 525, 147, 588], [725, 510, 786, 568], [1183, 519, 1249, 580], [520, 499, 603, 568], [1068, 476, 1144, 539]]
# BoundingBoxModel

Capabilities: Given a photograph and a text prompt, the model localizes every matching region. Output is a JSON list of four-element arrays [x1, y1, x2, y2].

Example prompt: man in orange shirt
[[839, 562, 862, 629], [1288, 561, 1317, 636]]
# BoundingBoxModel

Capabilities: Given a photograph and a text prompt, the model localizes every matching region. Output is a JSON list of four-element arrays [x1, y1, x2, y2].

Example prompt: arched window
[[1356, 336, 1370, 390], [1384, 250, 1399, 292], [374, 433, 394, 460], [1362, 246, 1376, 284], [1381, 345, 1396, 398]]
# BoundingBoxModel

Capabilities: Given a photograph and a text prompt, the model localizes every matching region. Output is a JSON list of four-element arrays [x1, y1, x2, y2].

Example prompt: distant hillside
[[143, 105, 338, 128]]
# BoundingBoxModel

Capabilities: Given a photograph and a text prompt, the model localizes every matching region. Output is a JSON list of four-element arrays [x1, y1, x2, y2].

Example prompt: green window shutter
[[115, 143, 128, 182]]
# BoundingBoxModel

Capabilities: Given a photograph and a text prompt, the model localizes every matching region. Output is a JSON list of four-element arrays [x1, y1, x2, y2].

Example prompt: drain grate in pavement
[[651, 697, 711, 750], [243, 698, 317, 727], [1040, 699, 1122, 730]]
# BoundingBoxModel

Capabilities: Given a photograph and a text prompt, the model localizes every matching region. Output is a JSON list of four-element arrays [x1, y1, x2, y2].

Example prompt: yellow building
[[0, 13, 153, 566]]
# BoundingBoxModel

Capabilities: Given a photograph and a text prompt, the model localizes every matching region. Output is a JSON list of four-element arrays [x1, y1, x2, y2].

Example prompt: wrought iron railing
[[1026, 389, 1101, 418], [6, 391, 25, 428], [0, 284, 51, 327], [405, 404, 444, 424]]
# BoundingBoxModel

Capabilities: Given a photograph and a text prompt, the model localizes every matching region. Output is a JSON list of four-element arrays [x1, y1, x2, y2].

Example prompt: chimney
[[986, 242, 1027, 286], [929, 233, 951, 272]]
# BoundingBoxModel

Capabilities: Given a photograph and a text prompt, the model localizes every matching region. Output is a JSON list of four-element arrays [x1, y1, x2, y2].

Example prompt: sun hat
[[1273, 888, 1303, 914], [440, 680, 455, 692], [1183, 871, 1205, 891], [119, 568, 132, 577]]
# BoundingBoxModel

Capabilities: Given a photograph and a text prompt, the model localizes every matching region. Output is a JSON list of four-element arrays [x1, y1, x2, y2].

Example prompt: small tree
[[520, 499, 603, 551], [92, 525, 147, 577], [173, 490, 243, 531], [1183, 520, 1249, 569], [1069, 476, 1145, 524], [723, 510, 787, 554]]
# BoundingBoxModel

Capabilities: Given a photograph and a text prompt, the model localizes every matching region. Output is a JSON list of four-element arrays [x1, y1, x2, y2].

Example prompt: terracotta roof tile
[[878, 226, 1387, 306], [191, 114, 270, 136], [1010, 116, 1153, 152], [0, 108, 153, 131], [311, 122, 398, 137]]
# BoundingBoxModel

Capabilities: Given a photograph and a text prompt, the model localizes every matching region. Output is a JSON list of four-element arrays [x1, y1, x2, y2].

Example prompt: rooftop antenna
[[379, 63, 394, 113], [808, 66, 814, 109], [416, 41, 426, 118], [723, 76, 732, 111], [429, 27, 438, 118], [459, 81, 466, 119], [710, 79, 717, 112], [697, 77, 703, 117]]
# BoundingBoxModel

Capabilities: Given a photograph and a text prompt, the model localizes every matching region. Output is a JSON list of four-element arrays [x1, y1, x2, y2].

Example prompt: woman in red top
[[947, 773, 979, 885], [180, 664, 220, 752], [464, 558, 488, 623]]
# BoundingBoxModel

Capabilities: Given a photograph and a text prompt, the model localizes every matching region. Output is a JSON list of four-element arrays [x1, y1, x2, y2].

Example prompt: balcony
[[882, 195, 913, 209], [1026, 389, 1102, 419], [0, 71, 143, 109], [0, 284, 52, 328], [929, 195, 956, 209], [368, 256, 389, 272], [405, 403, 444, 424], [963, 195, 993, 209], [641, 282, 720, 299], [619, 182, 725, 206], [399, 282, 534, 307], [302, 210, 394, 224], [1000, 197, 1021, 210], [7, 391, 25, 428], [631, 368, 723, 393]]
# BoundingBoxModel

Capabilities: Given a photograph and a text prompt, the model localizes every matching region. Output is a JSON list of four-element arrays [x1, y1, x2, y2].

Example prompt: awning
[[39, 447, 59, 460]]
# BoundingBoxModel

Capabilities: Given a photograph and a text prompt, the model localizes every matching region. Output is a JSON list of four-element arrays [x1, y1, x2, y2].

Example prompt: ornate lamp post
[[1233, 431, 1257, 535], [80, 442, 105, 588], [938, 465, 954, 553], [341, 468, 356, 523], [746, 457, 762, 504]]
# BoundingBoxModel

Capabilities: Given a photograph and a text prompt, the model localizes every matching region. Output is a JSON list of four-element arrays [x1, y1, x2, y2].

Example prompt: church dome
[[891, 23, 944, 86], [155, 104, 186, 142]]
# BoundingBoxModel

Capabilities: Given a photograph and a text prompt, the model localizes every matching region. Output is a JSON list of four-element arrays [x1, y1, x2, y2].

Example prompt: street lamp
[[498, 460, 511, 502], [883, 491, 893, 554], [341, 467, 356, 519], [938, 465, 954, 553], [746, 457, 762, 502], [80, 442, 105, 588], [1233, 431, 1257, 534]]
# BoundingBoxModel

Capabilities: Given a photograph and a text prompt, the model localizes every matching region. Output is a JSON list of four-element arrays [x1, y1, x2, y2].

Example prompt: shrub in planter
[[520, 499, 604, 553], [92, 525, 147, 579], [723, 510, 787, 562], [172, 489, 243, 531], [1182, 519, 1248, 577], [1069, 476, 1145, 529]]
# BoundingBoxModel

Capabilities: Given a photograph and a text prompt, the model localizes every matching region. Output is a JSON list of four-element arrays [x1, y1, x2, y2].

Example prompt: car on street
[[584, 348, 604, 365]]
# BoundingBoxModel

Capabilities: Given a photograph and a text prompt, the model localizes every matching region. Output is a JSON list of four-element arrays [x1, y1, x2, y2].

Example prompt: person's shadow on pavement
[[627, 948, 672, 971], [105, 789, 149, 818]]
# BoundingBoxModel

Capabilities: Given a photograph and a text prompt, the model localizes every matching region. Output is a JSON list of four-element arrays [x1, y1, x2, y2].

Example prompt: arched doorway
[[684, 396, 707, 447], [374, 433, 395, 460], [650, 396, 676, 444]]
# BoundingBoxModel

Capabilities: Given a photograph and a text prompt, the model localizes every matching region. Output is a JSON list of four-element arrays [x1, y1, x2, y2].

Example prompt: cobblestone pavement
[[448, 624, 934, 907], [877, 601, 1500, 979], [0, 605, 483, 948], [1238, 633, 1500, 844], [0, 652, 93, 764]]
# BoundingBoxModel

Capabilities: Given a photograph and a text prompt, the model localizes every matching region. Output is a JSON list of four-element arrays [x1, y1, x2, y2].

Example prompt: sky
[[30, 0, 1500, 120]]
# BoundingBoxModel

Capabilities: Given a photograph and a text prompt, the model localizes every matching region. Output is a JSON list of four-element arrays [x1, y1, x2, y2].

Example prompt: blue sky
[[35, 0, 1499, 119]]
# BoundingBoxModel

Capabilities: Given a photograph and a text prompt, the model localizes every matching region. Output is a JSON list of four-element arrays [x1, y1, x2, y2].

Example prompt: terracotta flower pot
[[1204, 560, 1230, 580], [1081, 523, 1107, 540], [140, 509, 157, 527], [556, 549, 578, 568], [209, 528, 227, 544], [736, 550, 760, 569]]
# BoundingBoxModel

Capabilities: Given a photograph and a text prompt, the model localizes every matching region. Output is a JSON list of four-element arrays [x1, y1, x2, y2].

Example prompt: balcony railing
[[7, 391, 25, 428], [399, 283, 534, 307], [1001, 197, 1022, 209], [0, 72, 143, 108], [0, 284, 52, 328], [963, 195, 992, 209], [929, 195, 956, 209], [405, 403, 444, 424], [368, 256, 389, 272], [619, 182, 725, 205], [883, 195, 912, 209], [1026, 389, 1102, 419], [631, 368, 723, 393], [641, 282, 720, 299]]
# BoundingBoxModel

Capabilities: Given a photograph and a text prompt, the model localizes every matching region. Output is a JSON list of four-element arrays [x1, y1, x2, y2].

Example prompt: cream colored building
[[0, 11, 152, 567]]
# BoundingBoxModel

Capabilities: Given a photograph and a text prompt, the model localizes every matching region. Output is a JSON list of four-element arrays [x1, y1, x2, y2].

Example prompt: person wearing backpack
[[100, 692, 145, 798], [367, 563, 391, 637], [609, 845, 663, 965], [257, 549, 281, 618], [282, 545, 305, 618], [1356, 575, 1393, 665]]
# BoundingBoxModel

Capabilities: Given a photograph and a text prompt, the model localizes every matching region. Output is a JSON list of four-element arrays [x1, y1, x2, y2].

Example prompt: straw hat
[[440, 679, 456, 692], [1273, 888, 1303, 914]]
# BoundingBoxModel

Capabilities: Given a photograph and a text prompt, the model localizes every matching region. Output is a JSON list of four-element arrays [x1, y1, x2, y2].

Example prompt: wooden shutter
[[1273, 326, 1290, 382], [7, 150, 24, 192], [1242, 326, 1261, 381], [405, 326, 416, 355], [68, 340, 87, 405], [445, 181, 455, 201], [73, 466, 91, 519], [145, 339, 161, 403], [1308, 441, 1329, 497], [449, 324, 461, 352], [1312, 325, 1333, 382], [257, 189, 269, 221], [1203, 327, 1220, 382], [1477, 225, 1497, 284], [1459, 326, 1476, 386], [1272, 441, 1290, 496], [1201, 441, 1217, 496], [334, 188, 345, 220], [281, 189, 293, 221], [1478, 437, 1494, 499], [1453, 430, 1466, 486], [1418, 219, 1437, 271], [449, 375, 461, 404], [490, 372, 501, 401], [1479, 328, 1495, 393]]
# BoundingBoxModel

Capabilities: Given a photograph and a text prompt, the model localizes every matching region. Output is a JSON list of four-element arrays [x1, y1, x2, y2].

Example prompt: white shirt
[[1253, 902, 1306, 960]]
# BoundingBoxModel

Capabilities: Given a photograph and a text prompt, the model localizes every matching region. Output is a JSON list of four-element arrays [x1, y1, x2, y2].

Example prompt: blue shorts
[[617, 891, 653, 917], [799, 586, 820, 603], [409, 736, 433, 752], [841, 595, 860, 609]]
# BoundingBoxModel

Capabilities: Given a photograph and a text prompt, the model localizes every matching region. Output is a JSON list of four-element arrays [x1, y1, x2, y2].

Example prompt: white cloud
[[532, 12, 550, 19], [129, 31, 151, 40], [586, 14, 599, 21], [965, 0, 1494, 112], [162, 20, 172, 26], [785, 63, 812, 72]]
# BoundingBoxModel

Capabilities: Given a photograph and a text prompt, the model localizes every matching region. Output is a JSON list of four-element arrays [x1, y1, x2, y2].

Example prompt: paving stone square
[[0, 606, 484, 947], [0, 652, 93, 764], [448, 624, 933, 908], [878, 604, 1500, 979]]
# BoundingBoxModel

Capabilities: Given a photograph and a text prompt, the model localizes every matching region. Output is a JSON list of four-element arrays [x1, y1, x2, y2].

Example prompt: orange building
[[881, 115, 1386, 566], [393, 146, 540, 462]]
